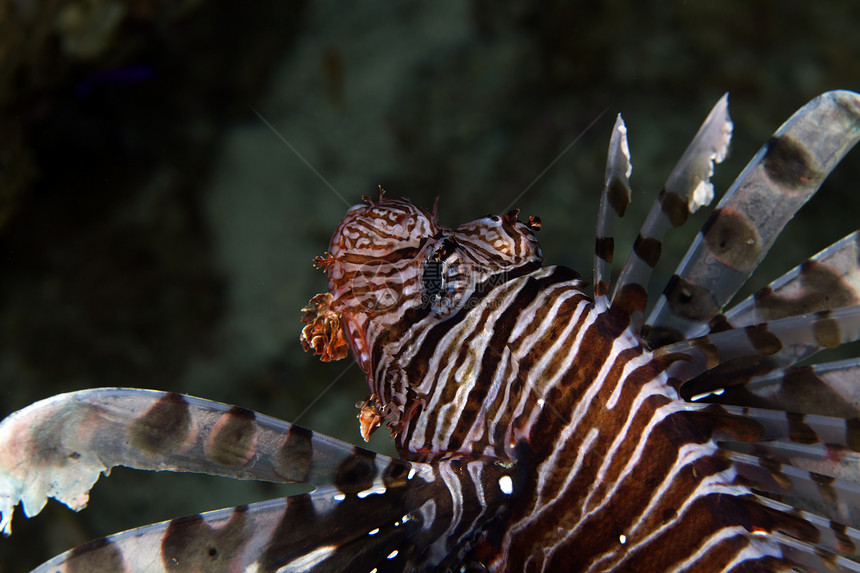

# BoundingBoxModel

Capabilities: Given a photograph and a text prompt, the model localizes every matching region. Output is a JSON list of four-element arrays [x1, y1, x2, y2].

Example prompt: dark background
[[1, 1, 859, 570]]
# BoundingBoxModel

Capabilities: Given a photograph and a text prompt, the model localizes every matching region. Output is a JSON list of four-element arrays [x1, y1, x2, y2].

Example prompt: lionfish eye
[[422, 259, 444, 299], [422, 237, 458, 305], [438, 237, 458, 259]]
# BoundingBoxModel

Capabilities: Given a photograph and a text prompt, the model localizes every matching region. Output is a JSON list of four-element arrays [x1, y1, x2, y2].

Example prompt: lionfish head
[[301, 193, 544, 438]]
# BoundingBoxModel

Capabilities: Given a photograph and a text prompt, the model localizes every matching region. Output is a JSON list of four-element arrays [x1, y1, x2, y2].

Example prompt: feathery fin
[[612, 94, 732, 319], [0, 389, 412, 534], [646, 90, 860, 346], [594, 114, 633, 305]]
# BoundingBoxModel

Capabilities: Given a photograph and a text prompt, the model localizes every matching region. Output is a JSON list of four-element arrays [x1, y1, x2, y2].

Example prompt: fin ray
[[689, 358, 860, 418], [612, 94, 732, 317], [723, 231, 860, 329], [0, 388, 408, 535], [645, 90, 860, 346], [594, 114, 633, 306], [659, 305, 860, 389]]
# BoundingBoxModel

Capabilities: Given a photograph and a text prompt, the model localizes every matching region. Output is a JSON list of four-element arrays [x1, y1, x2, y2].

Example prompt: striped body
[[309, 199, 779, 570], [3, 91, 860, 571], [302, 91, 860, 570]]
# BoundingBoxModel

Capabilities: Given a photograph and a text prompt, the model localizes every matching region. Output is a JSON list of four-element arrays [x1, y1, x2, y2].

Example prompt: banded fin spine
[[663, 229, 860, 408], [689, 357, 860, 419], [611, 93, 731, 318], [0, 389, 517, 571], [28, 464, 513, 573], [724, 231, 860, 328], [594, 114, 632, 306], [754, 496, 860, 570], [724, 448, 860, 527], [645, 90, 860, 346], [657, 305, 860, 388], [0, 388, 407, 533]]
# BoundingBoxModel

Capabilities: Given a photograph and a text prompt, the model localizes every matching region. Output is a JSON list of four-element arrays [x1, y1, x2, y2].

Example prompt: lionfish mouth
[[339, 309, 373, 377], [300, 287, 382, 440]]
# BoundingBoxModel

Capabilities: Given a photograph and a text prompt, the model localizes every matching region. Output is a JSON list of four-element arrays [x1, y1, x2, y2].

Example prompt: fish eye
[[422, 258, 444, 301], [421, 237, 460, 312]]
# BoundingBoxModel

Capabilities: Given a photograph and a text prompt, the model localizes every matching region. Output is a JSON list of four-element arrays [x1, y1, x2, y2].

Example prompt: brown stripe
[[536, 434, 730, 571], [493, 288, 590, 455], [757, 456, 791, 490], [831, 520, 857, 554], [403, 265, 576, 445], [815, 546, 840, 570], [707, 313, 733, 333], [207, 406, 256, 467], [633, 234, 662, 268], [762, 135, 820, 190], [659, 188, 689, 227], [607, 176, 631, 217], [809, 471, 837, 504], [813, 313, 842, 348], [618, 522, 747, 573], [755, 261, 860, 321], [595, 236, 614, 263], [68, 537, 125, 573], [846, 418, 860, 451], [274, 425, 314, 482], [663, 274, 719, 321], [339, 245, 422, 264], [744, 324, 783, 356], [162, 505, 251, 569], [701, 208, 761, 271], [641, 323, 684, 347], [130, 392, 191, 454], [786, 412, 817, 444], [334, 449, 378, 494], [448, 270, 569, 451], [691, 338, 722, 369], [260, 495, 318, 566], [382, 459, 412, 489], [613, 282, 648, 316]]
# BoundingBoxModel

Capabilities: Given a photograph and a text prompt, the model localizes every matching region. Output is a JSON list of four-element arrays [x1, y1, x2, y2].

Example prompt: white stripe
[[526, 427, 600, 522], [662, 526, 751, 573], [717, 534, 783, 573], [579, 375, 679, 515], [504, 300, 595, 453], [625, 441, 717, 537], [604, 333, 665, 410], [562, 399, 693, 542], [277, 545, 337, 572], [462, 344, 514, 449], [411, 272, 578, 452], [606, 477, 753, 569]]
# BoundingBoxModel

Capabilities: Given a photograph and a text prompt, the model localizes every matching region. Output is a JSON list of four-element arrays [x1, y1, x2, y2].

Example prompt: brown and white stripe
[[3, 91, 860, 572]]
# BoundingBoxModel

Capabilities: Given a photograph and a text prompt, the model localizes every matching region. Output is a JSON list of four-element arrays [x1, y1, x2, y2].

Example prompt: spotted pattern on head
[[322, 198, 542, 320], [301, 194, 542, 436]]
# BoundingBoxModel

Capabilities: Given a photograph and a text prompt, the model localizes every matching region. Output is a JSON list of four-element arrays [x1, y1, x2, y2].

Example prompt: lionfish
[[1, 91, 860, 572]]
